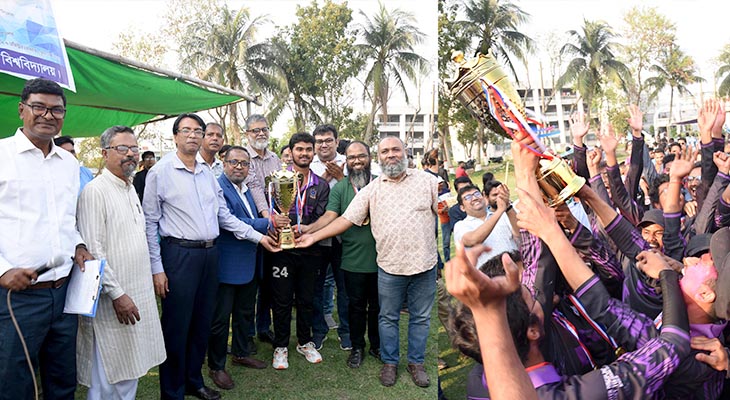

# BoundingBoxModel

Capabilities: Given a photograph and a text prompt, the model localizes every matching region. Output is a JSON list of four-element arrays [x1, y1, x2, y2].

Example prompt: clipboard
[[63, 259, 106, 317]]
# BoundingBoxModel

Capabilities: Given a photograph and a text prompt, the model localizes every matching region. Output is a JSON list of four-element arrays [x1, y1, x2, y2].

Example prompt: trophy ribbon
[[294, 171, 314, 233]]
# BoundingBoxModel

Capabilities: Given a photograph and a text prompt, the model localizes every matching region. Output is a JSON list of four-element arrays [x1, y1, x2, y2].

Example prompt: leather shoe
[[407, 363, 430, 387], [347, 348, 364, 368], [231, 355, 267, 369], [208, 369, 234, 390], [379, 364, 397, 387], [186, 385, 222, 400]]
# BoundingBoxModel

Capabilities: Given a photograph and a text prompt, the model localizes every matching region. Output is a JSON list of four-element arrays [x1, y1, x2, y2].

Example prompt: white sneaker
[[296, 342, 323, 364], [272, 347, 289, 370]]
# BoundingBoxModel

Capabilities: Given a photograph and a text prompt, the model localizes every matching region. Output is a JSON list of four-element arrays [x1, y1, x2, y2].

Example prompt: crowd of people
[[0, 78, 442, 400], [442, 101, 730, 399]]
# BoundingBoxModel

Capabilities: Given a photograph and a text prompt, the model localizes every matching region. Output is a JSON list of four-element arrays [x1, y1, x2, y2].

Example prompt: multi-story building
[[376, 108, 438, 157]]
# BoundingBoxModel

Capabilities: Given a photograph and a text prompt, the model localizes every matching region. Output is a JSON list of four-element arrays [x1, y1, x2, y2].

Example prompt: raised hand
[[554, 203, 578, 232], [598, 122, 619, 155], [626, 104, 643, 137], [445, 242, 520, 310], [698, 99, 718, 143], [570, 112, 590, 146], [712, 100, 726, 137], [669, 146, 697, 179], [586, 148, 603, 177], [713, 151, 730, 175], [510, 136, 540, 177], [515, 187, 560, 240]]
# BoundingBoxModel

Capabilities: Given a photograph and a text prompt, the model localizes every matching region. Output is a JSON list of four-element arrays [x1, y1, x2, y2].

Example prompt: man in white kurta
[[76, 126, 165, 400]]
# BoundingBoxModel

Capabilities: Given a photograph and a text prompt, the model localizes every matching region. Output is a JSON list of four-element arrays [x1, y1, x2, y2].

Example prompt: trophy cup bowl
[[268, 169, 300, 249], [446, 50, 584, 207]]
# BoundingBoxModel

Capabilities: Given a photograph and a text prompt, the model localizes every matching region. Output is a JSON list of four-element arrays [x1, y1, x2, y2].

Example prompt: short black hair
[[457, 184, 481, 206], [337, 139, 351, 155], [141, 150, 155, 159], [172, 113, 205, 135], [21, 78, 66, 106], [481, 172, 494, 187], [53, 135, 74, 147], [312, 124, 338, 139], [289, 132, 315, 149], [668, 142, 681, 151], [280, 144, 290, 154], [484, 180, 502, 195], [649, 173, 670, 206], [218, 145, 231, 157], [224, 145, 249, 161]]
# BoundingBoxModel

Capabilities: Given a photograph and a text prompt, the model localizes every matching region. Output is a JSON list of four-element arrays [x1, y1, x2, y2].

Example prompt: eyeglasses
[[177, 127, 204, 137], [687, 176, 701, 182], [463, 191, 483, 202], [226, 159, 250, 168], [346, 154, 369, 162], [247, 127, 270, 134], [315, 137, 336, 145], [22, 102, 66, 119], [105, 145, 140, 154]]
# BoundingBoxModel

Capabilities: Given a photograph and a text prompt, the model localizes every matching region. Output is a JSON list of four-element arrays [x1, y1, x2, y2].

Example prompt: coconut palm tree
[[716, 44, 730, 97], [357, 4, 429, 144], [180, 5, 282, 144], [556, 19, 631, 118], [456, 0, 534, 82], [646, 44, 703, 135]]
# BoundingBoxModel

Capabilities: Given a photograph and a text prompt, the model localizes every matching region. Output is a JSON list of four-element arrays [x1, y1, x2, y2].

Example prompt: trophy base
[[279, 227, 296, 250], [537, 158, 585, 207]]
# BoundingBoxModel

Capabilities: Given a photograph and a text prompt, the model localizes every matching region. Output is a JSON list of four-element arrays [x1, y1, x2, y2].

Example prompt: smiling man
[[0, 78, 93, 400], [197, 122, 224, 178], [143, 113, 279, 400], [76, 126, 165, 400], [296, 136, 439, 388]]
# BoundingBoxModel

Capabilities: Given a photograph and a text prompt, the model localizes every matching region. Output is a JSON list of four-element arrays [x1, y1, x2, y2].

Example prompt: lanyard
[[295, 171, 314, 233]]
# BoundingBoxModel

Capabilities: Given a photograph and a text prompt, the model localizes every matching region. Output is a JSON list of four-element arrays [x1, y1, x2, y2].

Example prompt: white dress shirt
[[310, 153, 347, 188], [0, 129, 84, 282], [453, 209, 518, 269]]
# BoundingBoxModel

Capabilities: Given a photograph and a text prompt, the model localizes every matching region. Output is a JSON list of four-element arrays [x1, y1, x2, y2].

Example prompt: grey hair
[[100, 125, 135, 148], [245, 114, 268, 130]]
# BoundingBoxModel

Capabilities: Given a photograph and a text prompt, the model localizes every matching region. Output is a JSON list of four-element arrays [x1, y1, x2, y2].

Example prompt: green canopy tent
[[0, 40, 258, 138]]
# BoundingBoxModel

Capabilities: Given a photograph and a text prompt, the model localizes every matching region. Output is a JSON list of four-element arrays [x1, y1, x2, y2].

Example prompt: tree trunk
[[666, 87, 675, 138], [228, 103, 240, 145], [476, 125, 484, 164], [365, 99, 378, 145]]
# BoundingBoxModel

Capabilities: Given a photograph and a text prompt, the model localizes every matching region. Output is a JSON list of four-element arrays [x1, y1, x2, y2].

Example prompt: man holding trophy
[[267, 133, 331, 370]]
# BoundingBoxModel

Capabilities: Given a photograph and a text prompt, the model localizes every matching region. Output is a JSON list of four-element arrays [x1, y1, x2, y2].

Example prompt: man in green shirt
[[302, 140, 379, 368]]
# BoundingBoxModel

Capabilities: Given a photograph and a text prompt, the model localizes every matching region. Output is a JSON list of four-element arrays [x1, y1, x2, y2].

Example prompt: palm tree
[[556, 19, 631, 119], [357, 4, 429, 144], [716, 44, 730, 97], [180, 5, 281, 144], [646, 44, 703, 135], [457, 0, 534, 82]]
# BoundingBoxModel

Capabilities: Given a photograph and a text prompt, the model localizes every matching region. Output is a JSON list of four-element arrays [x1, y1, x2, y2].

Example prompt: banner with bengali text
[[0, 0, 75, 91]]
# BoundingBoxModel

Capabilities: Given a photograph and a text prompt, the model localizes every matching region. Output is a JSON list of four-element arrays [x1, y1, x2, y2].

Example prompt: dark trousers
[[343, 270, 380, 350], [0, 280, 77, 400], [253, 251, 273, 336], [312, 241, 350, 342], [208, 280, 258, 370], [270, 251, 323, 348], [159, 240, 219, 400]]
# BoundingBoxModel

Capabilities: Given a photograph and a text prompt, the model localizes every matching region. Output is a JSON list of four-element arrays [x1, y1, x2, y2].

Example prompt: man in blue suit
[[207, 146, 270, 390]]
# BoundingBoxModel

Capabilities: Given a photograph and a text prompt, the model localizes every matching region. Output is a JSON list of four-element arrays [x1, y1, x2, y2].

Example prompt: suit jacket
[[218, 174, 269, 284]]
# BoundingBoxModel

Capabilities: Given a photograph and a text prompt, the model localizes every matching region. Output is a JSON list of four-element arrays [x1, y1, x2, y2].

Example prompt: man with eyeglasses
[[133, 150, 156, 202], [143, 113, 280, 400], [301, 141, 380, 369], [207, 146, 270, 390], [453, 182, 519, 270], [197, 122, 224, 178], [242, 114, 283, 351], [54, 135, 95, 193], [309, 124, 351, 351], [0, 78, 94, 400], [76, 126, 165, 400]]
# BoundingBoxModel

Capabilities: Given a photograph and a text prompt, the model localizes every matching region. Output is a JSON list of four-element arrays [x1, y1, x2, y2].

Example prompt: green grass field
[[77, 299, 438, 400]]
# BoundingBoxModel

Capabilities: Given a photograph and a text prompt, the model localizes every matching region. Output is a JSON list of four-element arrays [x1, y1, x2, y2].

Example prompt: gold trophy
[[267, 167, 300, 249], [446, 51, 584, 207]]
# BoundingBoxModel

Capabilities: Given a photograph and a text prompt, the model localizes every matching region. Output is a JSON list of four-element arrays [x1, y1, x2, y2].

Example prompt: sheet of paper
[[63, 259, 105, 317]]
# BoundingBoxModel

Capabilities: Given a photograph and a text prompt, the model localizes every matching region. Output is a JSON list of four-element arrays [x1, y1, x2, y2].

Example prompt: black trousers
[[159, 240, 219, 400], [270, 251, 323, 348], [208, 280, 258, 370], [343, 270, 380, 350]]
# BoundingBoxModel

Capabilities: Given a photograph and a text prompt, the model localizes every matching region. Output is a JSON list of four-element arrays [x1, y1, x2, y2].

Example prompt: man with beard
[[302, 141, 380, 368], [143, 113, 279, 400], [453, 181, 519, 271], [76, 126, 166, 399], [198, 122, 224, 178], [243, 114, 282, 348], [208, 146, 269, 390], [270, 133, 330, 370], [0, 78, 94, 400], [297, 136, 438, 388]]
